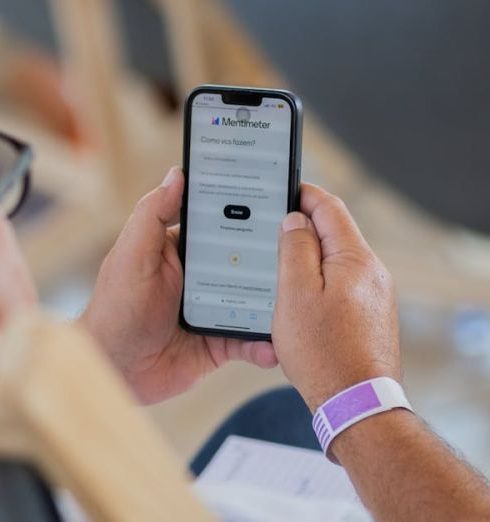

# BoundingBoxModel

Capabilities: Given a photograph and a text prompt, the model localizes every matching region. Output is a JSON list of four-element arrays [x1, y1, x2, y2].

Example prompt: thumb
[[116, 166, 184, 267], [278, 212, 323, 294]]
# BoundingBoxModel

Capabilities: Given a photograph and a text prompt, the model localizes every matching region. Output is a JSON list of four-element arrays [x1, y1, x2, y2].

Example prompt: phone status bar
[[193, 95, 285, 110]]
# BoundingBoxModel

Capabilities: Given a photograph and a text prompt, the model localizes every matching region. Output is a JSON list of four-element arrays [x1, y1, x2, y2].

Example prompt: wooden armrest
[[0, 312, 215, 522]]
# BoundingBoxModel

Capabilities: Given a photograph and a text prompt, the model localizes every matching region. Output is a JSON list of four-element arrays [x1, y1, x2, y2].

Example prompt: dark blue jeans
[[190, 387, 320, 476]]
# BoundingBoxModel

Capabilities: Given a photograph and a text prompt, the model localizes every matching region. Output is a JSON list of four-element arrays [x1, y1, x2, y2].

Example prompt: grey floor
[[2, 0, 490, 233]]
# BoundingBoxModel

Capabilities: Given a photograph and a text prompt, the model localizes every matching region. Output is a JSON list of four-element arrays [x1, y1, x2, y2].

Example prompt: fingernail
[[282, 212, 308, 232], [161, 166, 180, 187]]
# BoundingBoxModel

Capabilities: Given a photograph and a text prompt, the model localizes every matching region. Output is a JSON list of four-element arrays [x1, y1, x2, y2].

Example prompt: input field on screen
[[201, 154, 278, 171]]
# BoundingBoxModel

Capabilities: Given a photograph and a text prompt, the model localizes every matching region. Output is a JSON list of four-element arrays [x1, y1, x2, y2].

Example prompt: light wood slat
[[49, 0, 138, 211], [154, 0, 210, 97], [0, 312, 215, 522]]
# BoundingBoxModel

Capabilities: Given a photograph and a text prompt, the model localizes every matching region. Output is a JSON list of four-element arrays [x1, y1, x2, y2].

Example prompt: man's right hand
[[273, 183, 401, 412]]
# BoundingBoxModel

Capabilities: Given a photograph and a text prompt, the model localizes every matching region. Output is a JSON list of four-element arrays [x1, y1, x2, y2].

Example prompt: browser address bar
[[190, 292, 274, 311]]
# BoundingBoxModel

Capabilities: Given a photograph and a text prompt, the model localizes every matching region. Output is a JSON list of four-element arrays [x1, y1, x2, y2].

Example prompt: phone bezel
[[179, 84, 303, 341]]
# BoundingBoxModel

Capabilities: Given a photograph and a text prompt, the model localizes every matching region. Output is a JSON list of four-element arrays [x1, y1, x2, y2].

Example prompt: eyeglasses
[[0, 132, 32, 218]]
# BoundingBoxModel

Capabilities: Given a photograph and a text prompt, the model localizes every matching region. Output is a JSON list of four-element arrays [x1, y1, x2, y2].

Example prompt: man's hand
[[80, 167, 277, 404], [274, 185, 490, 522], [273, 183, 400, 411], [0, 217, 37, 326]]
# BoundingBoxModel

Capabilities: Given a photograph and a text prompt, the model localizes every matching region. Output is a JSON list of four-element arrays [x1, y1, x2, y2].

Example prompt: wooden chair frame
[[0, 312, 215, 522]]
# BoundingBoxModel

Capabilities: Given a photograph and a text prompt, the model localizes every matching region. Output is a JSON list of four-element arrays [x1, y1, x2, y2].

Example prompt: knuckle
[[360, 256, 394, 296], [134, 186, 164, 213], [134, 192, 152, 213], [337, 251, 393, 303], [324, 193, 348, 213], [373, 263, 395, 294], [288, 233, 316, 251], [281, 231, 316, 257]]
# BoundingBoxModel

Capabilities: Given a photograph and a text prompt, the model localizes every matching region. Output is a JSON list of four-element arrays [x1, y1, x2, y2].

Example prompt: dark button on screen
[[224, 205, 251, 220]]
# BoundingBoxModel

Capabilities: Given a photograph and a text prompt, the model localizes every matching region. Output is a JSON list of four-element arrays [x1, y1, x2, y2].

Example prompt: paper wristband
[[312, 377, 414, 464]]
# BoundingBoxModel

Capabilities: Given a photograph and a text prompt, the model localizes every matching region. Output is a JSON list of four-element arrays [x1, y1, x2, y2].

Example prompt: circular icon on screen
[[236, 107, 251, 122], [229, 253, 241, 266]]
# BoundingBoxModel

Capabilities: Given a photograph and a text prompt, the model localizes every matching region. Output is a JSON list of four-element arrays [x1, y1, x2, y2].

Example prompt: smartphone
[[179, 85, 303, 341]]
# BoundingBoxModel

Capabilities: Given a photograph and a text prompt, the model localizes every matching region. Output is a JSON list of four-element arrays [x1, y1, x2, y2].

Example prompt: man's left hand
[[80, 167, 277, 404]]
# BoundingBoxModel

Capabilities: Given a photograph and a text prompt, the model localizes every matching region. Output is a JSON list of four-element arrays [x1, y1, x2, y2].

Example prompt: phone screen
[[183, 92, 294, 335]]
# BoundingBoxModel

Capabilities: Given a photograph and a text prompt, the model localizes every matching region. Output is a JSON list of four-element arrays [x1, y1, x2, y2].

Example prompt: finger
[[300, 183, 368, 259], [167, 224, 180, 250], [116, 167, 184, 268], [278, 211, 323, 292], [222, 339, 278, 369]]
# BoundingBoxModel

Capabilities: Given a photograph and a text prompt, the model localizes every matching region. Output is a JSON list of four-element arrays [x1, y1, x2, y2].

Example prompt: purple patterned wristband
[[312, 377, 413, 464]]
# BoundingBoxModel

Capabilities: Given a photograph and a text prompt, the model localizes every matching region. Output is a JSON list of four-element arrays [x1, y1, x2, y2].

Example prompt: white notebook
[[195, 435, 371, 522]]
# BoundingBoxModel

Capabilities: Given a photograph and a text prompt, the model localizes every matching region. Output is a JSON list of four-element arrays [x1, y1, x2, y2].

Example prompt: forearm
[[332, 409, 490, 521]]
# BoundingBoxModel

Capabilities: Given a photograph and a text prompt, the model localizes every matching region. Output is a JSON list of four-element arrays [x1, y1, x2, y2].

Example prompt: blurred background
[[1, 0, 489, 476]]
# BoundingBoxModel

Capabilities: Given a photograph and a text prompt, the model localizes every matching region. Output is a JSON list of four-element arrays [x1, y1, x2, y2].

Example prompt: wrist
[[303, 365, 402, 413], [77, 308, 117, 366], [311, 376, 413, 463], [331, 407, 417, 464]]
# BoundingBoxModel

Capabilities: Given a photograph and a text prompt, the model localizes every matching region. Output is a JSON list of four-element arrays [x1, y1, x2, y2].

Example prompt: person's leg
[[190, 386, 319, 476]]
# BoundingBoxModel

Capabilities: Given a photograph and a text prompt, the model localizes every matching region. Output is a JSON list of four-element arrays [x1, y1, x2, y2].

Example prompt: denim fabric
[[190, 386, 320, 477]]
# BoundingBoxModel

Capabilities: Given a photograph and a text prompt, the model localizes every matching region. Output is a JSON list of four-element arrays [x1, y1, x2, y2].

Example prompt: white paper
[[195, 435, 371, 522]]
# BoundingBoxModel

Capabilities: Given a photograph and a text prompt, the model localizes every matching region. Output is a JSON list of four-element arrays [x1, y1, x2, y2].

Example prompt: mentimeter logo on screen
[[211, 115, 272, 129]]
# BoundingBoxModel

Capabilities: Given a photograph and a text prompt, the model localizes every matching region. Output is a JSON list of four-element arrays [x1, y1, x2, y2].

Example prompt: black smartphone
[[179, 84, 303, 341]]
